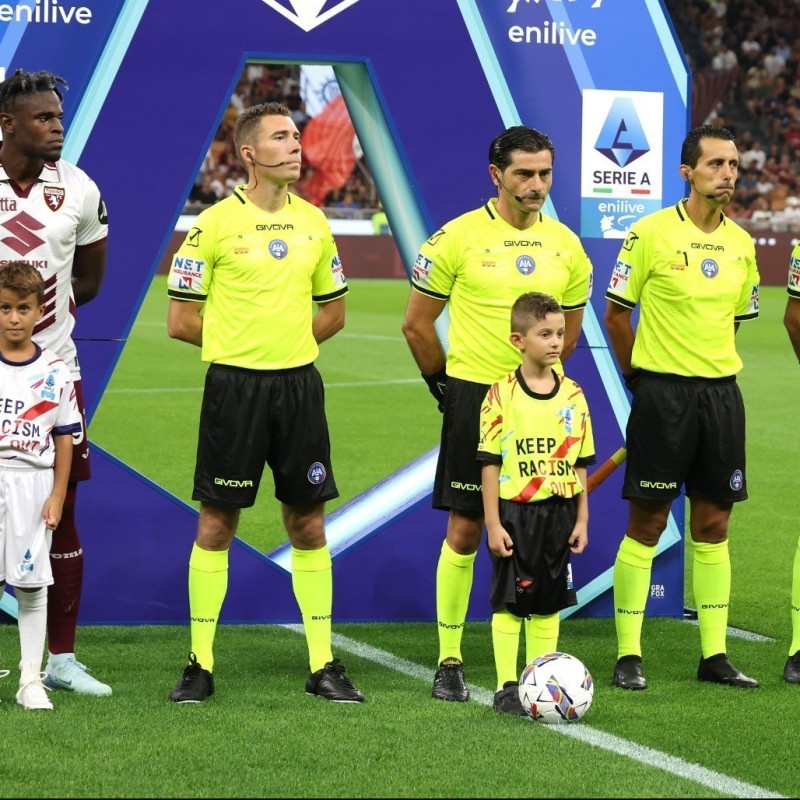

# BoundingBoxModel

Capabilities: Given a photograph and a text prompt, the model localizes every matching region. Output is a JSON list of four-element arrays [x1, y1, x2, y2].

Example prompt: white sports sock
[[16, 587, 47, 679]]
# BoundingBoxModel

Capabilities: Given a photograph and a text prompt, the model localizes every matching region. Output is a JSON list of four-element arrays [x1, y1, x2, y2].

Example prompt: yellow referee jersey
[[411, 200, 592, 384], [168, 187, 347, 369], [605, 201, 759, 378]]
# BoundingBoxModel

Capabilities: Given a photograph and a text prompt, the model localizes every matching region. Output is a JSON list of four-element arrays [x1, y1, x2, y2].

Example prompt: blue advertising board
[[0, 0, 690, 624]]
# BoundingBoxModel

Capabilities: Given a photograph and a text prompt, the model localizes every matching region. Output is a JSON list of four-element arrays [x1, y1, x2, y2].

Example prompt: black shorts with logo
[[623, 371, 747, 504], [433, 377, 490, 515], [193, 363, 338, 508], [489, 497, 578, 617]]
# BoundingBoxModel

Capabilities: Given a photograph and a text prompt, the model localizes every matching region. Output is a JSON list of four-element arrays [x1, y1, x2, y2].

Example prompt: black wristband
[[422, 368, 448, 412], [623, 370, 642, 393]]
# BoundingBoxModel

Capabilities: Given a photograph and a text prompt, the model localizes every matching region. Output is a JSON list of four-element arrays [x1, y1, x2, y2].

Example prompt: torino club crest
[[43, 186, 65, 211]]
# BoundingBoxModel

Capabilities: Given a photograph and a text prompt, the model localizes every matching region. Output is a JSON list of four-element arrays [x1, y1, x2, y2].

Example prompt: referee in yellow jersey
[[166, 102, 363, 704], [402, 126, 592, 702], [604, 124, 760, 691], [782, 241, 800, 684]]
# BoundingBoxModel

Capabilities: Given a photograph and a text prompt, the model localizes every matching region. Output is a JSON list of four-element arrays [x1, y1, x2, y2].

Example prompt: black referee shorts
[[433, 377, 490, 515], [623, 371, 747, 504], [193, 363, 338, 508]]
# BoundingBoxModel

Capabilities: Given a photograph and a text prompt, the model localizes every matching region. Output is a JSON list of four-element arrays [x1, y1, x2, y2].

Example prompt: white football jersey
[[0, 345, 82, 470], [0, 159, 108, 378]]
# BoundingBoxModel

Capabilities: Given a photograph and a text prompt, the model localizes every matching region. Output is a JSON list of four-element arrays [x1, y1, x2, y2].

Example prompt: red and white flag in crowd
[[299, 66, 357, 206]]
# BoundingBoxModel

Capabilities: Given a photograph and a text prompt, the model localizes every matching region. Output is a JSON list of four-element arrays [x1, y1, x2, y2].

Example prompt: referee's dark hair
[[489, 125, 555, 170], [511, 291, 563, 334], [234, 101, 291, 164], [0, 68, 66, 113], [681, 124, 735, 168]]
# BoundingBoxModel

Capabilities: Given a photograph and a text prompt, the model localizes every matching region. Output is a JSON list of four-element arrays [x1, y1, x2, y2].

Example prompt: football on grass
[[518, 651, 594, 723]]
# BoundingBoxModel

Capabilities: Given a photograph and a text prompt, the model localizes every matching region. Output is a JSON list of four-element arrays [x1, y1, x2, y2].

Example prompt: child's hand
[[569, 521, 588, 554], [487, 523, 513, 558], [43, 495, 64, 531]]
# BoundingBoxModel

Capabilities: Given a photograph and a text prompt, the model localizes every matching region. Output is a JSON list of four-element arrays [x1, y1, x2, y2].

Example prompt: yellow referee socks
[[524, 612, 561, 664], [292, 545, 333, 673], [613, 535, 656, 659], [492, 610, 522, 690], [188, 544, 229, 673], [789, 538, 800, 656], [692, 540, 731, 659], [436, 540, 477, 664]]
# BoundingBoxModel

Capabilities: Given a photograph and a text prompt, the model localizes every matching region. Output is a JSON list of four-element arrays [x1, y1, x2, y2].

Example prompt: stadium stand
[[665, 0, 800, 233]]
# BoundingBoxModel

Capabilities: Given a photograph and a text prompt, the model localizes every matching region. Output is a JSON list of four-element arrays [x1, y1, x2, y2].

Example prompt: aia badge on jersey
[[307, 462, 326, 485], [43, 185, 65, 211], [269, 239, 288, 259], [700, 258, 719, 278]]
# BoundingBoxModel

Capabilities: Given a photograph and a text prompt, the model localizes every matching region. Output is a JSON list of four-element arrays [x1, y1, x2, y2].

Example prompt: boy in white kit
[[0, 260, 81, 709]]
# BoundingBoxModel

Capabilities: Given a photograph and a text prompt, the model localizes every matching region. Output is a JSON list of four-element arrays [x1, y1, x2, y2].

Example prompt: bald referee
[[604, 124, 760, 691], [402, 126, 593, 702], [166, 102, 363, 704]]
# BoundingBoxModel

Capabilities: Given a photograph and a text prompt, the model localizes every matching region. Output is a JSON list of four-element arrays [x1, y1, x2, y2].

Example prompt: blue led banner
[[0, 0, 690, 623]]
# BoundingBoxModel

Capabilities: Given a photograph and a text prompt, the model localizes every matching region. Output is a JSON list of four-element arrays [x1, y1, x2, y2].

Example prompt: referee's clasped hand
[[422, 369, 448, 413], [623, 369, 642, 394]]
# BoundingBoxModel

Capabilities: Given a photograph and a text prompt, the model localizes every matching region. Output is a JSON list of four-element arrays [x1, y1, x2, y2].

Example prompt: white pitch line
[[281, 624, 784, 799], [683, 619, 775, 642]]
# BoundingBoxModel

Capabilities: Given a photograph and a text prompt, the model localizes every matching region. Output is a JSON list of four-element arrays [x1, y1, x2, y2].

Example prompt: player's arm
[[72, 241, 107, 306], [402, 290, 447, 374], [313, 296, 345, 344], [44, 433, 73, 530], [562, 308, 584, 363], [603, 300, 637, 386], [481, 462, 513, 557], [402, 289, 448, 409], [167, 298, 203, 347], [785, 296, 800, 361], [569, 466, 588, 554]]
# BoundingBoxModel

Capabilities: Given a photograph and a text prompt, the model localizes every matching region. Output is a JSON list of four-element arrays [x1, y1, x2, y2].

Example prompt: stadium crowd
[[186, 4, 800, 232], [185, 63, 378, 218], [666, 0, 800, 231]]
